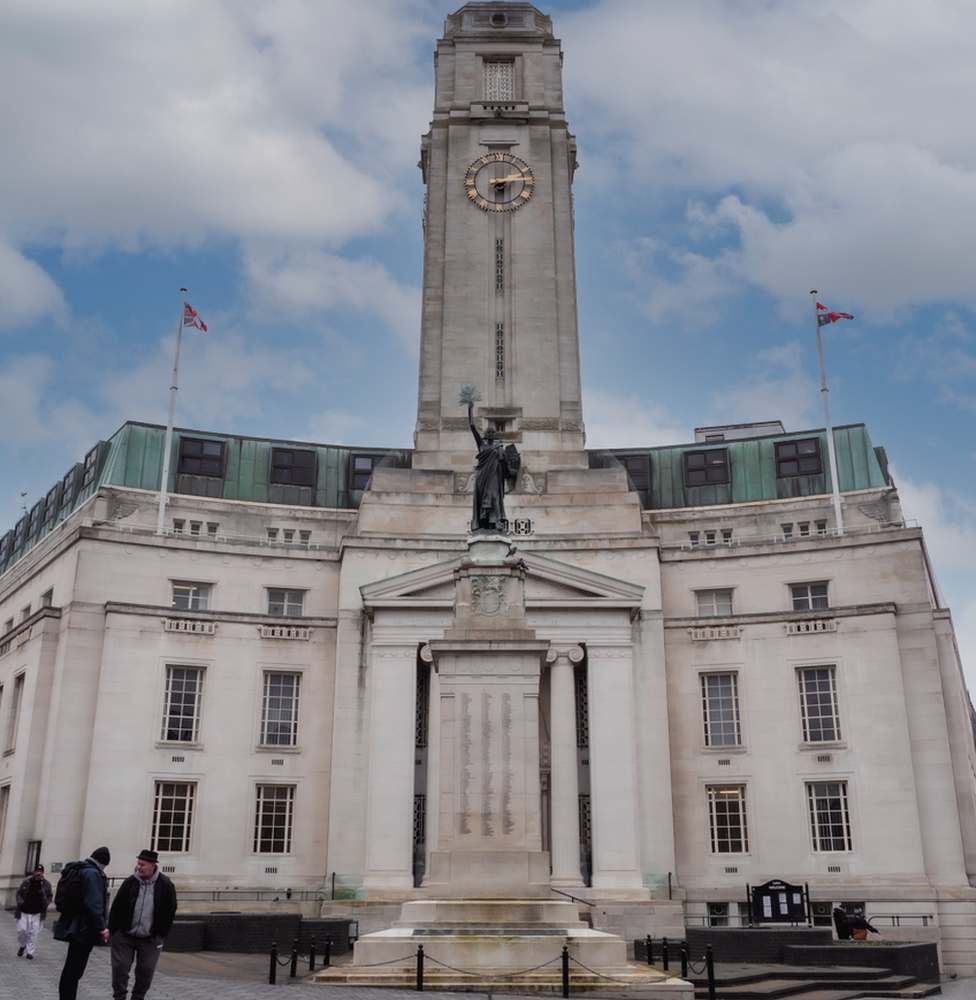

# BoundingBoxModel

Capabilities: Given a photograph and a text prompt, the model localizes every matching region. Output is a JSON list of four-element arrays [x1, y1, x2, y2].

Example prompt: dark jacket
[[53, 860, 109, 946], [15, 875, 53, 919], [108, 869, 178, 939]]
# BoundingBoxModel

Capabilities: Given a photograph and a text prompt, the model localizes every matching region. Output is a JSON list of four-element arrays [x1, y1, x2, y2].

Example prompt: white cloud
[[0, 242, 66, 329], [245, 247, 421, 354], [563, 0, 976, 316], [102, 331, 318, 431], [0, 354, 103, 453], [583, 389, 690, 449], [709, 342, 823, 429], [0, 1, 436, 249]]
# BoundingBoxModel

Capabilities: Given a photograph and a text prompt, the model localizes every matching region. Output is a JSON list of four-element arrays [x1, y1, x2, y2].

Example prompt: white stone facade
[[1, 0, 976, 980]]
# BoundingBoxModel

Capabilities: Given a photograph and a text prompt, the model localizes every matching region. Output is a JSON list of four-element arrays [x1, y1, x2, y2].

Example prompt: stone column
[[548, 645, 584, 887], [363, 642, 417, 890], [587, 644, 645, 892]]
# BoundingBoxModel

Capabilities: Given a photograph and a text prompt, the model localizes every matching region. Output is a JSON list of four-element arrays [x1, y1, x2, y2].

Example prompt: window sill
[[255, 746, 301, 754], [799, 741, 846, 751], [701, 746, 747, 755], [156, 741, 204, 751]]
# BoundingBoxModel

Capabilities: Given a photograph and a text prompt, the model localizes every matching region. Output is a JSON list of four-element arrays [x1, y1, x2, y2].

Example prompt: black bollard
[[645, 934, 653, 965], [290, 938, 299, 978], [323, 935, 332, 968], [416, 944, 424, 991], [706, 945, 716, 1000], [309, 936, 316, 972], [269, 941, 277, 985], [681, 941, 688, 979], [662, 936, 669, 971], [562, 944, 570, 999]]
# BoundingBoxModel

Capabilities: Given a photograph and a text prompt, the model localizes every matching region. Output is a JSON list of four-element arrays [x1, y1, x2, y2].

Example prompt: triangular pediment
[[360, 551, 644, 609]]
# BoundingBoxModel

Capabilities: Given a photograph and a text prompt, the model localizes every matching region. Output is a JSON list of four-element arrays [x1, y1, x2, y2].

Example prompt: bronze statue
[[460, 383, 520, 533]]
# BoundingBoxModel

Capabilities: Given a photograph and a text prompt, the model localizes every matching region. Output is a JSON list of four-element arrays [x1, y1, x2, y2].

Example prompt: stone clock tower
[[413, 2, 586, 473]]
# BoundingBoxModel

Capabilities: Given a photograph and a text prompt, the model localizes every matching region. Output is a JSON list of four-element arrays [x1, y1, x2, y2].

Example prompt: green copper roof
[[0, 420, 890, 576]]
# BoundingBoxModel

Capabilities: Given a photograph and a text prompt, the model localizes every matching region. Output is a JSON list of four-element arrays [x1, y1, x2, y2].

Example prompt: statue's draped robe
[[471, 436, 520, 532], [473, 439, 507, 531]]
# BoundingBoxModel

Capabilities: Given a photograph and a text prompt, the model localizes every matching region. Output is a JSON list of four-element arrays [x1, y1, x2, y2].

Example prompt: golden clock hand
[[489, 173, 524, 188]]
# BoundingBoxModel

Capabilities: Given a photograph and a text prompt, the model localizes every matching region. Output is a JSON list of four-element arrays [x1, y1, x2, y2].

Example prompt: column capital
[[545, 644, 584, 665]]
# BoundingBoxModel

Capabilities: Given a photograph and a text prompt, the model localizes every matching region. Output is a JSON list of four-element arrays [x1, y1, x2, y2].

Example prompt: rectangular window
[[697, 590, 733, 617], [268, 590, 304, 617], [722, 529, 733, 544], [5, 674, 25, 753], [20, 605, 31, 623], [13, 518, 26, 552], [43, 486, 59, 526], [267, 529, 278, 542], [299, 531, 311, 546], [151, 781, 195, 853], [261, 673, 301, 746], [684, 449, 730, 486], [484, 59, 514, 101], [81, 445, 100, 489], [178, 438, 225, 478], [807, 781, 852, 851], [707, 785, 748, 853], [0, 534, 9, 565], [60, 468, 77, 513], [207, 522, 218, 537], [816, 520, 828, 536], [161, 667, 204, 742], [40, 590, 53, 608], [172, 519, 184, 534], [702, 674, 741, 747], [776, 438, 822, 478], [620, 455, 650, 492], [798, 667, 841, 742], [799, 521, 810, 537], [270, 448, 315, 486], [254, 785, 295, 853], [172, 582, 210, 611], [283, 530, 294, 544], [189, 521, 201, 536], [350, 454, 378, 491], [792, 583, 829, 611], [782, 523, 793, 540], [26, 502, 42, 542], [689, 532, 700, 547]]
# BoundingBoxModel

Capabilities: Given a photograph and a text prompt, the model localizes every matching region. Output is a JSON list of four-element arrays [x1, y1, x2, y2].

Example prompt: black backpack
[[54, 861, 86, 914]]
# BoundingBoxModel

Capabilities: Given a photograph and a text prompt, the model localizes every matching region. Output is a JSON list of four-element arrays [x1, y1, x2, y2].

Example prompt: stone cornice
[[104, 602, 337, 627], [664, 602, 896, 630]]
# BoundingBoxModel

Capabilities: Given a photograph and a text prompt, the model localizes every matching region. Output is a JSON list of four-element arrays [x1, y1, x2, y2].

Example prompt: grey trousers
[[110, 931, 163, 1000]]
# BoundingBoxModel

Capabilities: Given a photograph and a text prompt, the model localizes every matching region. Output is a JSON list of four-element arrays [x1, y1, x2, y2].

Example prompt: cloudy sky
[[2, 0, 975, 682]]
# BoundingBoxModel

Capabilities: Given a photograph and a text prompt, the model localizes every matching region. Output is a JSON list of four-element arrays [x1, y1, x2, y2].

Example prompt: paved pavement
[[3, 911, 976, 1000]]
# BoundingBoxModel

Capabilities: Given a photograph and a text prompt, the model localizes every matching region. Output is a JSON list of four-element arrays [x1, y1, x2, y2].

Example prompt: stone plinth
[[315, 899, 691, 997]]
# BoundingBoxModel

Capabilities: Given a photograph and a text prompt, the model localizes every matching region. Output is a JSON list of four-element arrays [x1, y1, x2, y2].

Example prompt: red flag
[[816, 303, 853, 327], [183, 302, 207, 332]]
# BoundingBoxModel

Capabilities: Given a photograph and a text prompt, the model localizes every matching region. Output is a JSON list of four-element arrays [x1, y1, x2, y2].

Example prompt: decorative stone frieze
[[785, 619, 838, 635], [257, 624, 312, 640], [688, 625, 742, 640], [162, 618, 217, 635]]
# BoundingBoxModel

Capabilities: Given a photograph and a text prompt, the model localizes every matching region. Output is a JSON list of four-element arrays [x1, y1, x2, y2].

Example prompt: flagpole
[[156, 288, 187, 536], [811, 289, 844, 537]]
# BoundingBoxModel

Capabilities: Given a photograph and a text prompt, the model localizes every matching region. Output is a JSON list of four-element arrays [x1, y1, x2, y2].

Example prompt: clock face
[[464, 153, 534, 211]]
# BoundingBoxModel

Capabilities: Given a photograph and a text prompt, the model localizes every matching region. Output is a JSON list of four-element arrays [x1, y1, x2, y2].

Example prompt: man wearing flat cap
[[108, 849, 178, 1000]]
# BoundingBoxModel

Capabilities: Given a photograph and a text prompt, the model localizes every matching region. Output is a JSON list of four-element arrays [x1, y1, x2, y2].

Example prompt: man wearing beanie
[[109, 849, 177, 1000], [54, 847, 111, 1000], [14, 863, 53, 958]]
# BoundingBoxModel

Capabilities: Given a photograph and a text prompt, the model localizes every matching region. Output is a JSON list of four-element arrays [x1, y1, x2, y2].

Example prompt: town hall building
[[2, 2, 976, 976]]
